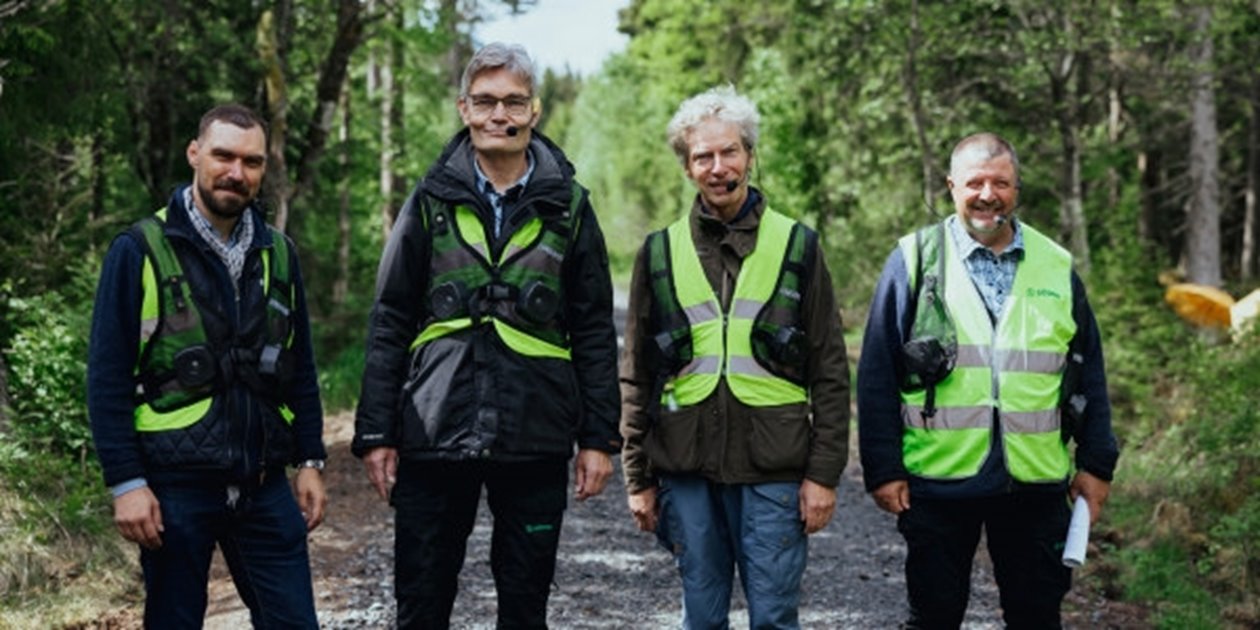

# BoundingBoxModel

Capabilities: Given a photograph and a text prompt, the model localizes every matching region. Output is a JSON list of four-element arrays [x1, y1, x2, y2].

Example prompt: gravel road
[[203, 413, 1012, 629]]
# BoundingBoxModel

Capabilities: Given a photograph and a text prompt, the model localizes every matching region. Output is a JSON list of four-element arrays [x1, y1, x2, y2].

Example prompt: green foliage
[[4, 289, 92, 458], [316, 329, 367, 413], [0, 273, 111, 542], [1119, 541, 1219, 629]]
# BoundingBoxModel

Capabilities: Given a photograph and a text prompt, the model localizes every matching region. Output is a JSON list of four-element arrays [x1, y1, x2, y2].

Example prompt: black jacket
[[87, 189, 326, 487], [353, 129, 622, 461]]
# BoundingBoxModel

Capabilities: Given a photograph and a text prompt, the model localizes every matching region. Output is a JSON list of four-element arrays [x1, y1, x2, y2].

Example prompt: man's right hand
[[627, 488, 658, 532], [871, 479, 911, 515], [114, 486, 163, 550], [363, 446, 399, 501]]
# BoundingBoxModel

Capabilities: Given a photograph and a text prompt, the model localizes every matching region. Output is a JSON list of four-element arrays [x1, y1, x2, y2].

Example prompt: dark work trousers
[[897, 492, 1072, 630], [139, 471, 318, 629], [392, 458, 568, 630]]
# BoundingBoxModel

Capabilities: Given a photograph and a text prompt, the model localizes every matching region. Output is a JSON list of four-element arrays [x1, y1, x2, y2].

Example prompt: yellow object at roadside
[[1164, 283, 1234, 328]]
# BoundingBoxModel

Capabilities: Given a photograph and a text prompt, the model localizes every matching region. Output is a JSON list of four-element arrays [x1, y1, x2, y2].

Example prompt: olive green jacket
[[619, 191, 851, 493]]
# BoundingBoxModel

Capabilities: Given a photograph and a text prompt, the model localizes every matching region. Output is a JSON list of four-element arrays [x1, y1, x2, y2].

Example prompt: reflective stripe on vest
[[134, 208, 295, 431], [897, 221, 1076, 482], [412, 182, 582, 359], [666, 209, 808, 407]]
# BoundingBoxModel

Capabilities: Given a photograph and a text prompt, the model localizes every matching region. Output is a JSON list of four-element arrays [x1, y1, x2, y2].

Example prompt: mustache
[[214, 178, 250, 196]]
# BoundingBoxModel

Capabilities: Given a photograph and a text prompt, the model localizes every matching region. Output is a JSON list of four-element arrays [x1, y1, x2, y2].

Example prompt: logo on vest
[[1025, 287, 1063, 299]]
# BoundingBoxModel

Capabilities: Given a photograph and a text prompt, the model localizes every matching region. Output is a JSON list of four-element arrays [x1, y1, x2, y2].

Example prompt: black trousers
[[392, 458, 568, 630], [897, 492, 1072, 630]]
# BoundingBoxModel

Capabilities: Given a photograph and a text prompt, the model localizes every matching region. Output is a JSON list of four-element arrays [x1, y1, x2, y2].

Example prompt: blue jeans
[[656, 475, 807, 630], [140, 473, 318, 629]]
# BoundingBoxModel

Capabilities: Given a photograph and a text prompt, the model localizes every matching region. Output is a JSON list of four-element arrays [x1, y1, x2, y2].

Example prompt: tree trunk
[[287, 0, 366, 217], [904, 0, 942, 211], [1242, 71, 1259, 281], [257, 5, 292, 231], [1185, 5, 1221, 287], [379, 3, 404, 236], [334, 77, 351, 308], [1049, 64, 1091, 274]]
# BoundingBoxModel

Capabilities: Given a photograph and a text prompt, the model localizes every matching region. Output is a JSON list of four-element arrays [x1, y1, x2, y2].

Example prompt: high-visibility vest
[[132, 208, 295, 432], [411, 182, 584, 360], [898, 221, 1076, 483], [648, 208, 813, 408]]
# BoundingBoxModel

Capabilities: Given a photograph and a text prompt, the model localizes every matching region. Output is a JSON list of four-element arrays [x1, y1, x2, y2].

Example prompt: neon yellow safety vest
[[898, 221, 1076, 483], [133, 208, 295, 432], [663, 209, 808, 408], [411, 184, 583, 360]]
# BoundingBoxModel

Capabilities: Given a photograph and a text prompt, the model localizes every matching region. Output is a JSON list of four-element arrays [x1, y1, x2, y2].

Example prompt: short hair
[[460, 42, 537, 99], [949, 132, 1021, 181], [666, 85, 760, 165], [198, 103, 268, 140]]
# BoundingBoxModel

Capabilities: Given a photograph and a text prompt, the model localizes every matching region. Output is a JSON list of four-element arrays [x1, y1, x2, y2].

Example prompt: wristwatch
[[296, 459, 326, 472]]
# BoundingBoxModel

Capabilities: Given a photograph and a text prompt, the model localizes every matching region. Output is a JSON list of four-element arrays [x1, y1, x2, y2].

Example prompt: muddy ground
[[191, 412, 1146, 629]]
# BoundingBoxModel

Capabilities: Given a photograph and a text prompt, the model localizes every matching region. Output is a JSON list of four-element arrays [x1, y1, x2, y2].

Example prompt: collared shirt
[[473, 151, 535, 238], [946, 214, 1025, 319], [183, 186, 253, 287]]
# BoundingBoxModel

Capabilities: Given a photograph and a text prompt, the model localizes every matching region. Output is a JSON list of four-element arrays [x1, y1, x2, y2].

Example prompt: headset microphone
[[506, 126, 519, 137], [725, 180, 738, 193], [994, 215, 1007, 226]]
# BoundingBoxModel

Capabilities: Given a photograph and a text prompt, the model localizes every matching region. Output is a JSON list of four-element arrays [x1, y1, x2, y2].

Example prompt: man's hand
[[363, 446, 398, 501], [799, 479, 837, 534], [574, 449, 613, 501], [1070, 470, 1111, 525], [871, 480, 910, 515], [294, 467, 327, 531], [627, 487, 658, 533], [114, 486, 163, 550]]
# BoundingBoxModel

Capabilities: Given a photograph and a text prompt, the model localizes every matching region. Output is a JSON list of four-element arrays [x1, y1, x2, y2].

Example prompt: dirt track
[[202, 411, 1039, 629]]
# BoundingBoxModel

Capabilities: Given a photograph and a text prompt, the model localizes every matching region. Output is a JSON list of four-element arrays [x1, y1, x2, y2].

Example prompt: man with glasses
[[354, 42, 621, 628]]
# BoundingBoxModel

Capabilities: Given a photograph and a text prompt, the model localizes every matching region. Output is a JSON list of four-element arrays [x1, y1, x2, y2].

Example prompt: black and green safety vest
[[411, 181, 585, 360], [646, 208, 815, 408], [132, 208, 296, 432], [897, 220, 1076, 483]]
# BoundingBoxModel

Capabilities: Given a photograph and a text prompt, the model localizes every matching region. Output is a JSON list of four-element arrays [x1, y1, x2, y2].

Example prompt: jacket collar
[[162, 185, 273, 251]]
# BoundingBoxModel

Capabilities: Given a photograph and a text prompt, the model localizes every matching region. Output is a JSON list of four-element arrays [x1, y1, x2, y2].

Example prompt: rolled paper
[[1062, 495, 1091, 568]]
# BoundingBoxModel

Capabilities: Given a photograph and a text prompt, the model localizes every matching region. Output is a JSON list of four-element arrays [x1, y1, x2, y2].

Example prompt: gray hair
[[949, 132, 1021, 182], [459, 42, 537, 99], [666, 85, 760, 165]]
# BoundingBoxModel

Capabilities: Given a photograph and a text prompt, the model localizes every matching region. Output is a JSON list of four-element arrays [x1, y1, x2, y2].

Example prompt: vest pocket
[[747, 406, 810, 473], [644, 406, 703, 472]]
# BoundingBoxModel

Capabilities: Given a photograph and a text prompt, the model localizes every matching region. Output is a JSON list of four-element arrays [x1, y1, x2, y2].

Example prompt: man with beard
[[354, 43, 620, 628], [857, 132, 1119, 628], [88, 103, 327, 628]]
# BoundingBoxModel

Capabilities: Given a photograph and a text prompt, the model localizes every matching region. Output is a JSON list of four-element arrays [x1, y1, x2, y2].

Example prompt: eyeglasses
[[466, 94, 532, 118]]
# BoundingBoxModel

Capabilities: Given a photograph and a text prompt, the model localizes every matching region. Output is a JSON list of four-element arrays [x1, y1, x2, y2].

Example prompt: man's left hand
[[799, 478, 837, 534], [1069, 470, 1110, 525], [294, 467, 327, 531], [573, 449, 613, 501]]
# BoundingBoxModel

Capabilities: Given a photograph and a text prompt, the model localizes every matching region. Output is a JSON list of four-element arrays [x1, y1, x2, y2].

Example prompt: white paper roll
[[1061, 495, 1091, 568]]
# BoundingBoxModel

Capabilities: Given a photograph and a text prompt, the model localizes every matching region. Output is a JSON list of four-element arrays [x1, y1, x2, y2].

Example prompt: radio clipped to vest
[[902, 222, 958, 419]]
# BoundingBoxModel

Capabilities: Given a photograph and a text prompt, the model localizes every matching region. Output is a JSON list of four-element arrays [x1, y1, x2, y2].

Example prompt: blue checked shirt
[[473, 151, 535, 238], [946, 215, 1025, 319]]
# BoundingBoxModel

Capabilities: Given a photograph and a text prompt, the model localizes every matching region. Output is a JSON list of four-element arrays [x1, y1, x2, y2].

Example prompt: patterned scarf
[[184, 186, 255, 290]]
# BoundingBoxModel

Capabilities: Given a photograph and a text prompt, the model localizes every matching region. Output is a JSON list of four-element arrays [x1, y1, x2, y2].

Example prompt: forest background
[[2, 0, 1259, 628]]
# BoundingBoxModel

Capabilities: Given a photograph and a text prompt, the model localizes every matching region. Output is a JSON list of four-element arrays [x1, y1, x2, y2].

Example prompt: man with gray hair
[[354, 42, 621, 628], [620, 85, 850, 628], [858, 132, 1118, 627]]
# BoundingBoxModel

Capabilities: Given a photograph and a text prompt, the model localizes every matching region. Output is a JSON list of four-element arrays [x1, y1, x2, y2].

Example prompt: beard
[[197, 177, 253, 219]]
